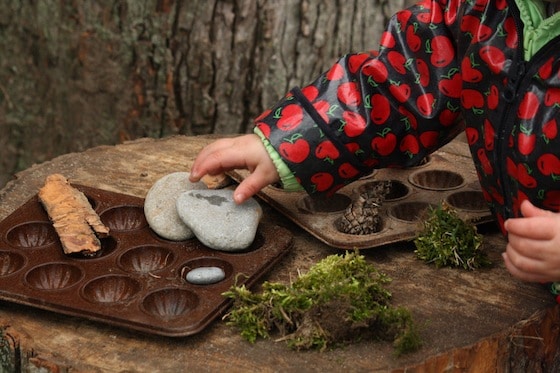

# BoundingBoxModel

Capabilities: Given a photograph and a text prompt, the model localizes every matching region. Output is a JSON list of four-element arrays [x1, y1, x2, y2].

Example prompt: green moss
[[223, 251, 421, 355], [414, 203, 491, 270]]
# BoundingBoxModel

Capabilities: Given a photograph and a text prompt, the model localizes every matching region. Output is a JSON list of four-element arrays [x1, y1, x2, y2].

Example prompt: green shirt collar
[[515, 0, 560, 59]]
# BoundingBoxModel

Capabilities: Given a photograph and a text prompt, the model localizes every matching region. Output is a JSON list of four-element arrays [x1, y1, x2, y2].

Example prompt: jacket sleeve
[[255, 0, 464, 196]]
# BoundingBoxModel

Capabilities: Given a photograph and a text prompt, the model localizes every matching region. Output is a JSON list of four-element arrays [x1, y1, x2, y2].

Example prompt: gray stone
[[176, 189, 262, 251], [144, 172, 207, 241], [185, 266, 226, 285]]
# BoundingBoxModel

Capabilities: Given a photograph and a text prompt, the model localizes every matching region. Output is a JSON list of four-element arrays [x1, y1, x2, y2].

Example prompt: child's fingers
[[505, 217, 555, 241], [233, 167, 277, 204], [520, 199, 554, 218], [190, 139, 244, 180], [502, 252, 550, 283]]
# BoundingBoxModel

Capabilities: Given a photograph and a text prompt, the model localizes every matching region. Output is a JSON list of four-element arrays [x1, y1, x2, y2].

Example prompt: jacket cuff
[[254, 127, 304, 192]]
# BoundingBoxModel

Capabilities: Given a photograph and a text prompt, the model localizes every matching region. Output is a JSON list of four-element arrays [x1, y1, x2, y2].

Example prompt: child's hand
[[503, 200, 560, 283], [189, 134, 279, 204]]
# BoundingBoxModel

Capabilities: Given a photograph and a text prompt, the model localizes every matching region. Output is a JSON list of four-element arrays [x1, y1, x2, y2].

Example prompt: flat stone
[[144, 172, 207, 240], [176, 189, 262, 251], [185, 266, 226, 285]]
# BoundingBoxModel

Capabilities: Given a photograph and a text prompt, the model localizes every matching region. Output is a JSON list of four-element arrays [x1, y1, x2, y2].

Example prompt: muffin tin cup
[[229, 149, 492, 249], [0, 185, 293, 337]]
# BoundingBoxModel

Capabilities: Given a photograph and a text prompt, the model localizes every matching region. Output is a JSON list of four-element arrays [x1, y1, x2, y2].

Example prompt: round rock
[[144, 172, 207, 240], [176, 189, 262, 251]]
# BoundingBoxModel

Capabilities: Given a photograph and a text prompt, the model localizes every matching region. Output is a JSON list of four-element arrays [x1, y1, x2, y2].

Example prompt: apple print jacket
[[254, 0, 560, 234]]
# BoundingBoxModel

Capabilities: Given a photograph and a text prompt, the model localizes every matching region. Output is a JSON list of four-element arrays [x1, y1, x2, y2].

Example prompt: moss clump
[[414, 203, 491, 270], [223, 251, 421, 355]]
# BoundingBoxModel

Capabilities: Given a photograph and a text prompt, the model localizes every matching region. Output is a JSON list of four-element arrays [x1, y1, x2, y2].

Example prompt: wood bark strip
[[38, 174, 109, 255]]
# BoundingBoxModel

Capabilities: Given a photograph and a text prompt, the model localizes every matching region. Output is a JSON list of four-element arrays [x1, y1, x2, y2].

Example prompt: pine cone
[[336, 180, 392, 235]]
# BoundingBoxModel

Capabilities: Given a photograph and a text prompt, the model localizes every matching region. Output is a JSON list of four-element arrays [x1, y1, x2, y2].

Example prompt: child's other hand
[[503, 200, 560, 283], [189, 134, 279, 204]]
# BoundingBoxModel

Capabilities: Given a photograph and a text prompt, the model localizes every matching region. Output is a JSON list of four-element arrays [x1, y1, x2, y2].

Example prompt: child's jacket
[[255, 0, 560, 233]]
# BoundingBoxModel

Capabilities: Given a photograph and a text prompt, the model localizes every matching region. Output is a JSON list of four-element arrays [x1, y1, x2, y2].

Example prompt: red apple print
[[337, 82, 362, 107], [342, 111, 367, 137], [516, 163, 537, 188], [461, 15, 491, 43], [256, 122, 271, 138], [371, 130, 397, 156], [399, 106, 418, 130], [438, 72, 461, 98], [276, 104, 304, 131], [400, 134, 420, 156], [495, 0, 508, 10], [406, 25, 421, 52], [416, 59, 430, 87], [420, 131, 439, 149], [445, 0, 458, 24], [313, 100, 331, 123], [362, 59, 388, 83], [348, 53, 370, 73], [486, 85, 499, 109], [483, 119, 495, 151], [479, 46, 506, 74], [345, 142, 360, 154], [326, 63, 345, 81], [301, 85, 319, 102], [417, 9, 443, 24], [389, 82, 411, 103], [537, 153, 560, 176], [473, 23, 492, 44], [387, 51, 408, 74], [338, 163, 360, 179], [417, 93, 435, 117], [380, 31, 396, 48], [465, 127, 479, 145], [472, 0, 489, 12], [461, 55, 482, 83], [279, 137, 310, 163], [396, 10, 412, 32], [429, 35, 454, 67], [477, 148, 493, 174], [544, 87, 560, 106], [503, 17, 518, 49], [370, 94, 391, 124], [489, 186, 504, 204], [315, 140, 339, 162], [439, 106, 460, 126], [538, 57, 554, 80], [461, 89, 484, 111], [543, 118, 558, 142], [517, 92, 539, 120], [543, 190, 560, 211], [310, 172, 334, 192], [517, 126, 536, 156], [506, 157, 517, 178]]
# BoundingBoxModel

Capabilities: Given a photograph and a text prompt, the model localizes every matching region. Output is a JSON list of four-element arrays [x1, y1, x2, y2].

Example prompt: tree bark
[[0, 0, 411, 188]]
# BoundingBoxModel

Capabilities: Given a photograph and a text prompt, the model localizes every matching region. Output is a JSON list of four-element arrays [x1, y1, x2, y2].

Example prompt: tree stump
[[0, 0, 411, 188]]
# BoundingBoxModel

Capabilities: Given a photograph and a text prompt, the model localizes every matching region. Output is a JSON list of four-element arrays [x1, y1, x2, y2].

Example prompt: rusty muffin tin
[[0, 185, 293, 337], [230, 147, 492, 249]]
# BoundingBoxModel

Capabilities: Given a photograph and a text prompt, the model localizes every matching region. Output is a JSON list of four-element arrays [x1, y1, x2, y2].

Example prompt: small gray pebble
[[185, 266, 226, 285], [144, 172, 207, 241]]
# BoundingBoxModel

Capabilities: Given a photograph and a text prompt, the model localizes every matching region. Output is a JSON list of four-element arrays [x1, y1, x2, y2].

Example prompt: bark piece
[[201, 173, 232, 189], [38, 174, 109, 255]]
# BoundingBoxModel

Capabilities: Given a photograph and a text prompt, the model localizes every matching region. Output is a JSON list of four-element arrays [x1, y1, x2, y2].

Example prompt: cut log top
[[0, 135, 558, 372]]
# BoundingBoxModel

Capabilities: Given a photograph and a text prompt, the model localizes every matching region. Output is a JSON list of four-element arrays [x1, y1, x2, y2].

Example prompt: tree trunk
[[0, 0, 411, 188]]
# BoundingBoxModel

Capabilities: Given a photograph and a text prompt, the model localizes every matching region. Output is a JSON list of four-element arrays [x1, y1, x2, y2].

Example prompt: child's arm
[[189, 134, 279, 204], [503, 200, 560, 282]]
